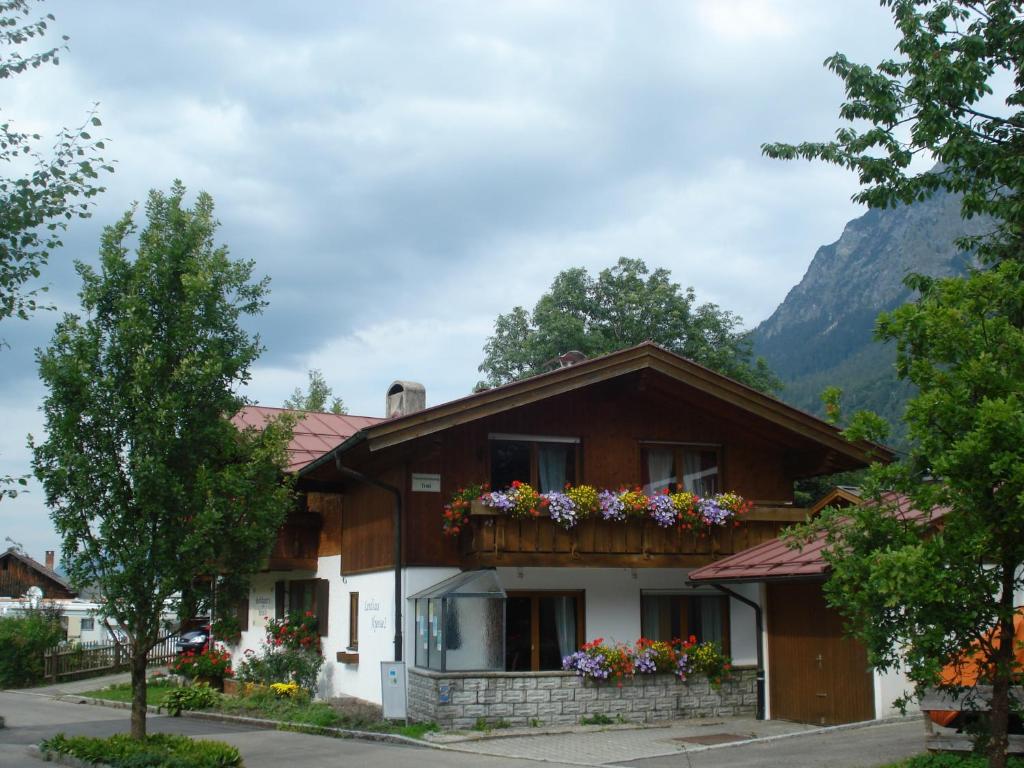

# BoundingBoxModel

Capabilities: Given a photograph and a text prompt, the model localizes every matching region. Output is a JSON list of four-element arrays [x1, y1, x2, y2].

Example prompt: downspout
[[334, 460, 403, 662], [709, 582, 765, 720]]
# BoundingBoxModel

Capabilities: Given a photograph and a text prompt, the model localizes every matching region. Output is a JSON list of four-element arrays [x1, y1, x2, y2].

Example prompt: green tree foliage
[[477, 257, 780, 393], [31, 183, 294, 739], [283, 368, 347, 414], [766, 3, 1024, 765], [0, 604, 63, 686], [0, 0, 111, 326]]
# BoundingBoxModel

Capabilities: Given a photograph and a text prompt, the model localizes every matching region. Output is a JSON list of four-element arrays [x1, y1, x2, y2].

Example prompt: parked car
[[174, 627, 209, 654]]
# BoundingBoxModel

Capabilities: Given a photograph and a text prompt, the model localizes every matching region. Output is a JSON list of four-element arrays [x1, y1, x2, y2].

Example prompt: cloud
[[1, 0, 902, 552]]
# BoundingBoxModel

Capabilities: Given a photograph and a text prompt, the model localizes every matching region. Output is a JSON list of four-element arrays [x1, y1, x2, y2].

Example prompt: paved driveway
[[0, 687, 925, 768]]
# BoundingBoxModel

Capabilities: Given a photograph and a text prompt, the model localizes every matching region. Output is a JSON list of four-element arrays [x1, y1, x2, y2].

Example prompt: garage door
[[767, 581, 874, 725]]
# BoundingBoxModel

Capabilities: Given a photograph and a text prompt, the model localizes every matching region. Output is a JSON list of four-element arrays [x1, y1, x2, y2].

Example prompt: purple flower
[[482, 490, 516, 513], [635, 647, 658, 674], [648, 495, 677, 528], [675, 652, 690, 680], [544, 492, 578, 529], [698, 498, 730, 526], [598, 490, 626, 521]]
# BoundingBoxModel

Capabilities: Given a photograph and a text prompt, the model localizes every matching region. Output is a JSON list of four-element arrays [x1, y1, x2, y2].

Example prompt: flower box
[[470, 499, 497, 516]]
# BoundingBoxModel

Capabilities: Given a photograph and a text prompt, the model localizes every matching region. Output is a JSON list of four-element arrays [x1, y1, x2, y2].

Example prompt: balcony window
[[641, 444, 720, 497], [640, 592, 730, 653], [489, 433, 579, 492], [411, 570, 506, 672]]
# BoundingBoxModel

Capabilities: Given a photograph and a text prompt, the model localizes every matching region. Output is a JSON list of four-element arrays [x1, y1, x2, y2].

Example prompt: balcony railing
[[459, 503, 808, 568], [266, 512, 321, 571]]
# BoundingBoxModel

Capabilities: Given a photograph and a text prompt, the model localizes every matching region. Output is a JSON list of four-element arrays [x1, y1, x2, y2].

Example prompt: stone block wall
[[408, 667, 756, 729]]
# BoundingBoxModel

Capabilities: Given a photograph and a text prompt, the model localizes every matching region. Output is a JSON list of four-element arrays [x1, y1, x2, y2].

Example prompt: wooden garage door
[[767, 581, 874, 725]]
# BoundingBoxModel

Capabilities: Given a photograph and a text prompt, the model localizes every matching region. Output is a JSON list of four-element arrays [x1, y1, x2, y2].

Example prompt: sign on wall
[[411, 473, 441, 492]]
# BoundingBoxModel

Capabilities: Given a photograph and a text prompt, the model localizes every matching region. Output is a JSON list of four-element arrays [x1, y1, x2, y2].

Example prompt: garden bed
[[38, 733, 241, 768]]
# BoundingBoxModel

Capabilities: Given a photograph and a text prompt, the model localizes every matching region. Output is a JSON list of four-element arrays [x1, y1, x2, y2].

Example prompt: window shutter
[[237, 596, 250, 632], [275, 580, 286, 619], [316, 579, 330, 637]]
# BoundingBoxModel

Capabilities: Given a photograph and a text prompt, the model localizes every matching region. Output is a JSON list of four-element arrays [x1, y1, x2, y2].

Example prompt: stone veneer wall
[[408, 667, 757, 729]]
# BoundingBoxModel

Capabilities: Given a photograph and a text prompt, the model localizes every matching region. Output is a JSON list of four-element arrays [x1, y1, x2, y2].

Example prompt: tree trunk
[[987, 562, 1016, 768], [130, 649, 148, 740]]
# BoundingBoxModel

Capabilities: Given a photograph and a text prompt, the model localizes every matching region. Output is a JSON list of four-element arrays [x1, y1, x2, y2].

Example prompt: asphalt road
[[0, 688, 925, 768]]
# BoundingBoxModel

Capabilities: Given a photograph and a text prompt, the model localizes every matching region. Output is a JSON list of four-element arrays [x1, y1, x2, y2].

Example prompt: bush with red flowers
[[233, 612, 323, 694], [171, 646, 233, 681]]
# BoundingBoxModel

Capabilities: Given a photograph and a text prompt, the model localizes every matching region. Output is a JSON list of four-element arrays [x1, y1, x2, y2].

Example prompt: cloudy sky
[[1, 0, 900, 560]]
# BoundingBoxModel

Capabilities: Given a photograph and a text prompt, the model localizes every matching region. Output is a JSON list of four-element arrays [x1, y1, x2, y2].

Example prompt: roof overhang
[[299, 342, 891, 478]]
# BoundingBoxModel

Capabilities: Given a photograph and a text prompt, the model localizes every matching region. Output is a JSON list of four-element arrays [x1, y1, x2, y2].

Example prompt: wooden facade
[[286, 364, 875, 576]]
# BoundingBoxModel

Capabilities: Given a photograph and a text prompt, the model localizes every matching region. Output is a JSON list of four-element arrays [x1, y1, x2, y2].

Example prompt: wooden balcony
[[266, 512, 321, 571], [459, 504, 809, 569]]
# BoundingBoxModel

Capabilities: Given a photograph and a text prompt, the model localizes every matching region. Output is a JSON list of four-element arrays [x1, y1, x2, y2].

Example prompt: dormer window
[[640, 443, 720, 497], [489, 433, 579, 492]]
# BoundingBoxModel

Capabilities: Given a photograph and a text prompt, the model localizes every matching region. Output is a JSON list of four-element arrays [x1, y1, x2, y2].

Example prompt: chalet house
[[0, 548, 75, 600], [234, 342, 898, 726]]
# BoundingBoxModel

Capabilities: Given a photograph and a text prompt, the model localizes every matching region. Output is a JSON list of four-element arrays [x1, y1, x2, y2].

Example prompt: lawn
[[82, 679, 178, 707]]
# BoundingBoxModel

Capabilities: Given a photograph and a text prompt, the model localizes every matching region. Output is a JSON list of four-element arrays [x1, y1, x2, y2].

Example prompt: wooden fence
[[921, 686, 1024, 754], [42, 634, 178, 683]]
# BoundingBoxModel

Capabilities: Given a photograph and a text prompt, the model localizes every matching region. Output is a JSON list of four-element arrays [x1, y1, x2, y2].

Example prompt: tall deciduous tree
[[283, 369, 347, 414], [765, 2, 1024, 765], [477, 257, 780, 393], [32, 183, 294, 739]]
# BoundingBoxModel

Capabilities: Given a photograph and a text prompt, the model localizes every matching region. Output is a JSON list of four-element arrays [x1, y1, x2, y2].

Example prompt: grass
[[79, 679, 441, 741], [39, 732, 241, 768], [81, 679, 177, 707], [881, 756, 1024, 768]]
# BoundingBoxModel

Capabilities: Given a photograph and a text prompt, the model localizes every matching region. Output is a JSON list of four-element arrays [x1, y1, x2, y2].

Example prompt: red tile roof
[[234, 406, 383, 472], [689, 492, 946, 583]]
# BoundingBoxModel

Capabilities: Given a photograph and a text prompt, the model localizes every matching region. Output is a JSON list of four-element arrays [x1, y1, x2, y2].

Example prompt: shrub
[[171, 646, 233, 680], [234, 612, 323, 693], [163, 683, 221, 716], [39, 733, 241, 768], [0, 605, 64, 687], [887, 756, 1024, 768]]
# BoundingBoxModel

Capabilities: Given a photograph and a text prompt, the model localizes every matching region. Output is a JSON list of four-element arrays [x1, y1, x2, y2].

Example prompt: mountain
[[750, 186, 988, 447]]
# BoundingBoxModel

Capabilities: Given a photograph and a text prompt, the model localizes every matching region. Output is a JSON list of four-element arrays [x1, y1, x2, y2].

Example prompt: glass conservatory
[[411, 569, 506, 672]]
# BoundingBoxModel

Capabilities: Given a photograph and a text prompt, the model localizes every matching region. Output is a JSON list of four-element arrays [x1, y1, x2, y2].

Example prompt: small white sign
[[411, 473, 441, 492], [380, 661, 407, 720]]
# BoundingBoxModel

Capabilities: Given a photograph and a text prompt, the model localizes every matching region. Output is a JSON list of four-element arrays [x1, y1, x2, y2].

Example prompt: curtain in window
[[641, 596, 664, 640], [698, 597, 723, 645], [538, 444, 570, 493], [551, 596, 576, 659], [683, 451, 718, 496], [645, 447, 676, 494]]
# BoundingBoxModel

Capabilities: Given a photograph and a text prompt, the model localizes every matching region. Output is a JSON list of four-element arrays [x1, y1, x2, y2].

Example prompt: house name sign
[[411, 473, 441, 492]]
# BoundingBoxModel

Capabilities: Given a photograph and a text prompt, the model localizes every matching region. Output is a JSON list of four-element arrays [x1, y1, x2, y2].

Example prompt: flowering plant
[[566, 484, 599, 517], [172, 645, 233, 680], [234, 611, 324, 693], [442, 483, 489, 537], [687, 638, 732, 689], [270, 681, 304, 699], [562, 638, 634, 684], [442, 481, 750, 534], [544, 491, 579, 528], [266, 611, 321, 652], [483, 480, 545, 518], [647, 493, 678, 528], [619, 488, 649, 518]]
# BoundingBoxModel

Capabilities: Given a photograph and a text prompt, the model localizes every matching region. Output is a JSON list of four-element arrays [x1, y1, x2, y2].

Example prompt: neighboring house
[[235, 342, 888, 724], [0, 548, 76, 600]]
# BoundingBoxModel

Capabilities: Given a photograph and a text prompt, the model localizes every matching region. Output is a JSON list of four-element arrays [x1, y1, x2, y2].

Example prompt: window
[[640, 593, 730, 652], [640, 444, 720, 497], [274, 578, 329, 637], [505, 591, 584, 672], [489, 434, 579, 493], [80, 617, 95, 632], [348, 592, 359, 650]]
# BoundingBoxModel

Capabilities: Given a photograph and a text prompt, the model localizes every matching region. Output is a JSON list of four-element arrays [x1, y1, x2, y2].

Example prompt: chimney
[[45, 551, 55, 570], [386, 381, 426, 418]]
